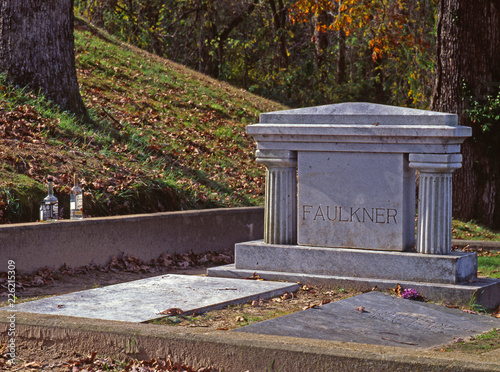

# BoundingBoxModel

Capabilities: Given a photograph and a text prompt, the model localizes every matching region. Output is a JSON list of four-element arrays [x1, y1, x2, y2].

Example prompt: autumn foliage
[[76, 0, 436, 108]]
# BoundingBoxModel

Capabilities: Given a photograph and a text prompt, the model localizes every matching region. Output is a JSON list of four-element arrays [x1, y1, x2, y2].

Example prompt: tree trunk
[[430, 0, 500, 227], [313, 10, 329, 70], [0, 0, 88, 118], [337, 29, 346, 85], [268, 0, 289, 68]]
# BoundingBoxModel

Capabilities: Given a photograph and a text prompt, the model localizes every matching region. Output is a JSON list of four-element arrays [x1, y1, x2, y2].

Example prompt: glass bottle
[[40, 177, 58, 222], [70, 174, 83, 220]]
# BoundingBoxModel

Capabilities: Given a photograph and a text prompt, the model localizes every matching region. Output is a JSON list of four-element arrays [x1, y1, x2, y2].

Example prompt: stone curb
[[453, 239, 500, 250], [0, 207, 265, 274], [1, 310, 499, 371]]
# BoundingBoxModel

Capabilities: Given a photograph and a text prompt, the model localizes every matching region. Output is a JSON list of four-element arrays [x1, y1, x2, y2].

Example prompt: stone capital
[[409, 153, 462, 172], [256, 149, 297, 168]]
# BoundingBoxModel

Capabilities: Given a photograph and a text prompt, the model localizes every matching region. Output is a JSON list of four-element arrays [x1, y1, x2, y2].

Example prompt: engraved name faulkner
[[302, 205, 398, 224]]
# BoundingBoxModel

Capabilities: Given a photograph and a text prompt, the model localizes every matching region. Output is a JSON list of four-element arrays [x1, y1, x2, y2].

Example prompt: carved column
[[256, 150, 297, 244], [409, 154, 462, 254]]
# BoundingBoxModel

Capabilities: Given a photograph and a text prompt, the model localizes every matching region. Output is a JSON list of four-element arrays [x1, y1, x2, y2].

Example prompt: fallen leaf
[[159, 308, 184, 316], [302, 303, 320, 310], [356, 306, 367, 313], [392, 283, 402, 296], [462, 309, 477, 314], [23, 361, 42, 368], [246, 272, 261, 280], [493, 305, 500, 318], [235, 316, 245, 322]]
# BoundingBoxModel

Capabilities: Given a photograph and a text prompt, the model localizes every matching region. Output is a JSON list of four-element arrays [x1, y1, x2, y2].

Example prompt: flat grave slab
[[12, 274, 299, 323], [234, 291, 500, 348]]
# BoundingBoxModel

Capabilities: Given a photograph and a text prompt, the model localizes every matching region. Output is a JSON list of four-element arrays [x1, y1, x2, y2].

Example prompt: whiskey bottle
[[40, 177, 58, 221], [70, 174, 83, 220]]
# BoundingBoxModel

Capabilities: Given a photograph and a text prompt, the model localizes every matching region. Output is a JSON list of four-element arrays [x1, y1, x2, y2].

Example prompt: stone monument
[[208, 102, 500, 308]]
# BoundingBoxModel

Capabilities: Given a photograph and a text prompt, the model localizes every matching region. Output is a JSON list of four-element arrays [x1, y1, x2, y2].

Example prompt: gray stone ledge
[[233, 240, 477, 284], [207, 264, 500, 309]]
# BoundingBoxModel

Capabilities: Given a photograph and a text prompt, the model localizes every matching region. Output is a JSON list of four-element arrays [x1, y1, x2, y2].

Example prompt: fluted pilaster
[[409, 154, 462, 254], [257, 150, 297, 244]]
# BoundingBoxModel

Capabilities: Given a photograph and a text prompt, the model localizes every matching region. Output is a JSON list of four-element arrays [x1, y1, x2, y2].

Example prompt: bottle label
[[71, 194, 83, 217], [54, 203, 58, 219], [45, 202, 58, 220], [76, 194, 83, 212]]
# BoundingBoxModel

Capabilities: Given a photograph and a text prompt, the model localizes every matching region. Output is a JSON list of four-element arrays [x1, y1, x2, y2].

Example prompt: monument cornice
[[248, 102, 471, 153], [247, 124, 471, 140]]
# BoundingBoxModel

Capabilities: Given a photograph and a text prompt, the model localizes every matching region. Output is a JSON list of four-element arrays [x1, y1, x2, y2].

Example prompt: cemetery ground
[[1, 241, 499, 371]]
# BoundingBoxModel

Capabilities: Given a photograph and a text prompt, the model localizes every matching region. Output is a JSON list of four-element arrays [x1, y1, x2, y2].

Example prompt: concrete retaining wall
[[1, 312, 498, 371], [0, 207, 264, 274]]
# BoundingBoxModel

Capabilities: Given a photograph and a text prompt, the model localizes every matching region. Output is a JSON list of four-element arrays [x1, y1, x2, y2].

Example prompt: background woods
[[75, 0, 436, 109]]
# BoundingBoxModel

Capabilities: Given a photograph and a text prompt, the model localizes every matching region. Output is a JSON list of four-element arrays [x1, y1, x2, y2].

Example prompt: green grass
[[0, 18, 285, 222], [452, 220, 500, 241], [478, 255, 500, 279], [442, 328, 500, 354]]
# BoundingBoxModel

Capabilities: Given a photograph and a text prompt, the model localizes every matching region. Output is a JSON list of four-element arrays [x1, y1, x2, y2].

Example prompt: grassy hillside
[[0, 19, 286, 223]]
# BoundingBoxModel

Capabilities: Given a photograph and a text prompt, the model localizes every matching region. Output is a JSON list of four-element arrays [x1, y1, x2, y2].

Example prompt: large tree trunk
[[0, 0, 88, 118], [430, 0, 500, 227]]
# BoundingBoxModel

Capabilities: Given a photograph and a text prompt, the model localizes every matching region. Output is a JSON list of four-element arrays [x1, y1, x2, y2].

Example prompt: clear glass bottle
[[70, 174, 83, 220], [40, 177, 58, 222]]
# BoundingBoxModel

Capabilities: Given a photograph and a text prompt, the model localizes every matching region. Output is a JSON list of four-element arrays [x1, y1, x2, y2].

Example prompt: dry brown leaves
[[0, 251, 233, 295], [0, 347, 211, 371], [0, 105, 48, 144]]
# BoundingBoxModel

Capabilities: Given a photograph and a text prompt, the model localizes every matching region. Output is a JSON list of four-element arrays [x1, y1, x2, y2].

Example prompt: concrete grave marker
[[11, 275, 299, 323], [208, 102, 500, 308], [234, 291, 500, 348], [252, 102, 469, 252]]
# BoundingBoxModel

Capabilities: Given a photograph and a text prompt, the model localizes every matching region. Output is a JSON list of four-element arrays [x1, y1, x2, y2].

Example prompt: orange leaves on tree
[[292, 0, 428, 65], [290, 0, 338, 25]]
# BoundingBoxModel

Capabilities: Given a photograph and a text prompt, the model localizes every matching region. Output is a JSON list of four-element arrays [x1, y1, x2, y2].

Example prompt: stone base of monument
[[207, 240, 500, 309]]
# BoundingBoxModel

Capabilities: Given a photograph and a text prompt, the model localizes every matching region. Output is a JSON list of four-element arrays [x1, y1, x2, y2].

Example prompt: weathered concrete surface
[[298, 151, 415, 251], [208, 264, 500, 309], [0, 207, 264, 274], [10, 275, 299, 322], [233, 240, 477, 284], [235, 291, 500, 348], [1, 309, 499, 371]]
